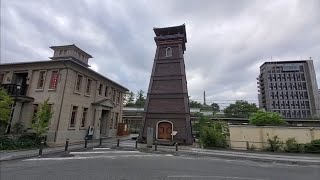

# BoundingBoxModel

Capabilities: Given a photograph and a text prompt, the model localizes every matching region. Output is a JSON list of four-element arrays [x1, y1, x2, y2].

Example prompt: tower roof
[[153, 24, 187, 43], [50, 44, 93, 58]]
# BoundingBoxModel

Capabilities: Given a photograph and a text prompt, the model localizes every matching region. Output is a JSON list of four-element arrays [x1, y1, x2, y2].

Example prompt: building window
[[49, 70, 59, 89], [98, 83, 103, 96], [114, 113, 119, 129], [59, 50, 63, 55], [63, 50, 67, 55], [75, 74, 83, 92], [165, 47, 172, 57], [117, 92, 121, 104], [104, 86, 108, 97], [85, 78, 92, 95], [81, 108, 88, 128], [37, 71, 46, 89], [112, 89, 116, 102], [69, 106, 78, 128]]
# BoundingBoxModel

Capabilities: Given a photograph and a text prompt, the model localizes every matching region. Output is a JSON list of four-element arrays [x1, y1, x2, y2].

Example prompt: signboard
[[86, 126, 94, 140], [88, 126, 94, 135], [147, 127, 153, 148], [171, 131, 177, 136], [283, 64, 300, 72]]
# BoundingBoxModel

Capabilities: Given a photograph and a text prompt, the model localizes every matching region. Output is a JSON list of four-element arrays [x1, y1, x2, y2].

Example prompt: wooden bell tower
[[139, 24, 193, 145]]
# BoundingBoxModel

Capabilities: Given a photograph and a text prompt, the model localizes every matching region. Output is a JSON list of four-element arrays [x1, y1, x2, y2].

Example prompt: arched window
[[165, 47, 172, 57]]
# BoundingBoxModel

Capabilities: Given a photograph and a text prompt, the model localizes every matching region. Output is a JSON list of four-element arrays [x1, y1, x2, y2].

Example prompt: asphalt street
[[1, 147, 320, 180]]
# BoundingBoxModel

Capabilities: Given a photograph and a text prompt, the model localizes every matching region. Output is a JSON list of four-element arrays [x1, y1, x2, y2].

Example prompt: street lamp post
[[6, 84, 21, 134]]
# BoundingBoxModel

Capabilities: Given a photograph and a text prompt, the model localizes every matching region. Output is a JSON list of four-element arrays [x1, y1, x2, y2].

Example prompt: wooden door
[[158, 122, 172, 140]]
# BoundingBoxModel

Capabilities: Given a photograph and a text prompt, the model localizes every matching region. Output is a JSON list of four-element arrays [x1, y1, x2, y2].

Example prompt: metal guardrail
[[46, 137, 320, 158]]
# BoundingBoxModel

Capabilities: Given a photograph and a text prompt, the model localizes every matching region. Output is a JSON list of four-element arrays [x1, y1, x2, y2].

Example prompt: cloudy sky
[[1, 0, 319, 108]]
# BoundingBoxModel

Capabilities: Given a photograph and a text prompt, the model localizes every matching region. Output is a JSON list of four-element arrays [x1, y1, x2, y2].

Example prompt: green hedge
[[305, 139, 320, 153], [0, 134, 41, 150]]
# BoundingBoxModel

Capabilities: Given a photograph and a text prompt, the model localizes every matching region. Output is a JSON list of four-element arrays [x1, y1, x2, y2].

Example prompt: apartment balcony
[[0, 84, 34, 102]]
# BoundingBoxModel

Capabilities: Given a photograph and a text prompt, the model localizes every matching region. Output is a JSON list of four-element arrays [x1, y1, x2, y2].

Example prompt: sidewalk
[[0, 136, 130, 161], [156, 145, 320, 165]]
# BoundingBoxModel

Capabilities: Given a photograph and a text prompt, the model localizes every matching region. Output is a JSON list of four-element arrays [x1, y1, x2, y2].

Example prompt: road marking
[[70, 151, 140, 154], [167, 175, 266, 180], [92, 148, 110, 150], [24, 154, 173, 161]]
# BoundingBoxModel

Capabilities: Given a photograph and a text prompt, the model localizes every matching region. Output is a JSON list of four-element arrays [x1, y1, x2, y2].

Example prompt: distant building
[[257, 60, 320, 119], [0, 44, 128, 146]]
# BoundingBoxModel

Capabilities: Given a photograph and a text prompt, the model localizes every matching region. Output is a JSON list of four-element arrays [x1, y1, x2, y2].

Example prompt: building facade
[[257, 60, 320, 119], [0, 45, 128, 146]]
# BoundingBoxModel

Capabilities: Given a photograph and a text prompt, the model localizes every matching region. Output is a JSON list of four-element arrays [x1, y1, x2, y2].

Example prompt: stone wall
[[229, 125, 320, 150]]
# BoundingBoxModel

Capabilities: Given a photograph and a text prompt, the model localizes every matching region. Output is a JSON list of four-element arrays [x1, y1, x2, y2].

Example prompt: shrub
[[284, 138, 300, 153], [199, 126, 226, 148], [13, 122, 25, 134], [0, 88, 13, 126], [31, 98, 53, 139], [305, 139, 320, 153], [266, 135, 283, 152], [250, 110, 288, 126], [0, 134, 39, 150]]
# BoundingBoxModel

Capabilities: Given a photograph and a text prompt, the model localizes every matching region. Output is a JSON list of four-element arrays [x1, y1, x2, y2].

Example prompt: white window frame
[[104, 86, 109, 97], [36, 70, 47, 90], [165, 47, 172, 57], [80, 107, 88, 128], [74, 73, 83, 94], [85, 78, 92, 96], [69, 105, 78, 129], [98, 83, 103, 96]]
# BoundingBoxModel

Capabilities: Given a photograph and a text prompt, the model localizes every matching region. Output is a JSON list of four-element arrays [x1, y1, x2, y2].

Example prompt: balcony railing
[[0, 84, 28, 96]]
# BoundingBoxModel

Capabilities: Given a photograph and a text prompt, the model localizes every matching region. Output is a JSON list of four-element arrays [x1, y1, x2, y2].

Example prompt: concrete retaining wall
[[229, 125, 320, 150]]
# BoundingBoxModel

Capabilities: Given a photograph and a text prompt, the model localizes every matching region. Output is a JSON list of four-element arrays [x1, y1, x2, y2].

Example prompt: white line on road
[[24, 154, 174, 161], [70, 151, 140, 154], [167, 175, 266, 180], [92, 148, 110, 150]]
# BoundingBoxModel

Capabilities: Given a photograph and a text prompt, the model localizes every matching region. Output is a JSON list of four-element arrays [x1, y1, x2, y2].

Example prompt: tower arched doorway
[[156, 120, 173, 141]]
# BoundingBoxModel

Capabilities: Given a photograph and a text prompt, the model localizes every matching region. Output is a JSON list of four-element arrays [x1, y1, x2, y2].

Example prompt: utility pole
[[203, 91, 206, 105]]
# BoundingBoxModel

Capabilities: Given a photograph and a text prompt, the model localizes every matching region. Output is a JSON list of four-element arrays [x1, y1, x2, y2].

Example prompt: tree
[[224, 100, 258, 118], [249, 110, 287, 126], [124, 91, 135, 107], [31, 98, 53, 139], [194, 114, 229, 148], [135, 90, 145, 108], [210, 103, 220, 112], [189, 100, 202, 108], [0, 88, 13, 126]]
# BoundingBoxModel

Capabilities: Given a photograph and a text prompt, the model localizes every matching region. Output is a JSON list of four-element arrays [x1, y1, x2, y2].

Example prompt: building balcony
[[0, 84, 33, 102]]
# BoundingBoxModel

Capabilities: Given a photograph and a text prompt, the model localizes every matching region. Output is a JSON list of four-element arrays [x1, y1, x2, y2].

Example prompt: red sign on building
[[50, 71, 59, 89]]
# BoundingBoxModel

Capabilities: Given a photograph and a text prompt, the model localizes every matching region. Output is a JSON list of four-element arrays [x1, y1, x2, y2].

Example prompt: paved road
[[1, 147, 319, 180]]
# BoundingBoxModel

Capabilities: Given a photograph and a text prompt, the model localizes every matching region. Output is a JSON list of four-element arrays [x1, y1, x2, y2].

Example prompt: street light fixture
[[6, 84, 21, 134]]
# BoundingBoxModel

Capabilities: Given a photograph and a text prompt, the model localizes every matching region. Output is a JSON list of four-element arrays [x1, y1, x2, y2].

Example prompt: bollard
[[155, 141, 157, 151], [65, 139, 69, 151], [84, 137, 88, 148], [117, 138, 120, 147], [246, 141, 249, 150], [175, 142, 178, 151], [135, 140, 138, 149], [99, 137, 102, 146], [38, 141, 44, 157]]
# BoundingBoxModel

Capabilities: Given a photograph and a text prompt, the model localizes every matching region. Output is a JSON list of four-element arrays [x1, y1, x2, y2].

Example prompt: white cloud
[[1, 0, 319, 106]]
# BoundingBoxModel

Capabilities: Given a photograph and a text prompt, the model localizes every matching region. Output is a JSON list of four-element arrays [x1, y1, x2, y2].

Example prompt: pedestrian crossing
[[23, 146, 173, 161]]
